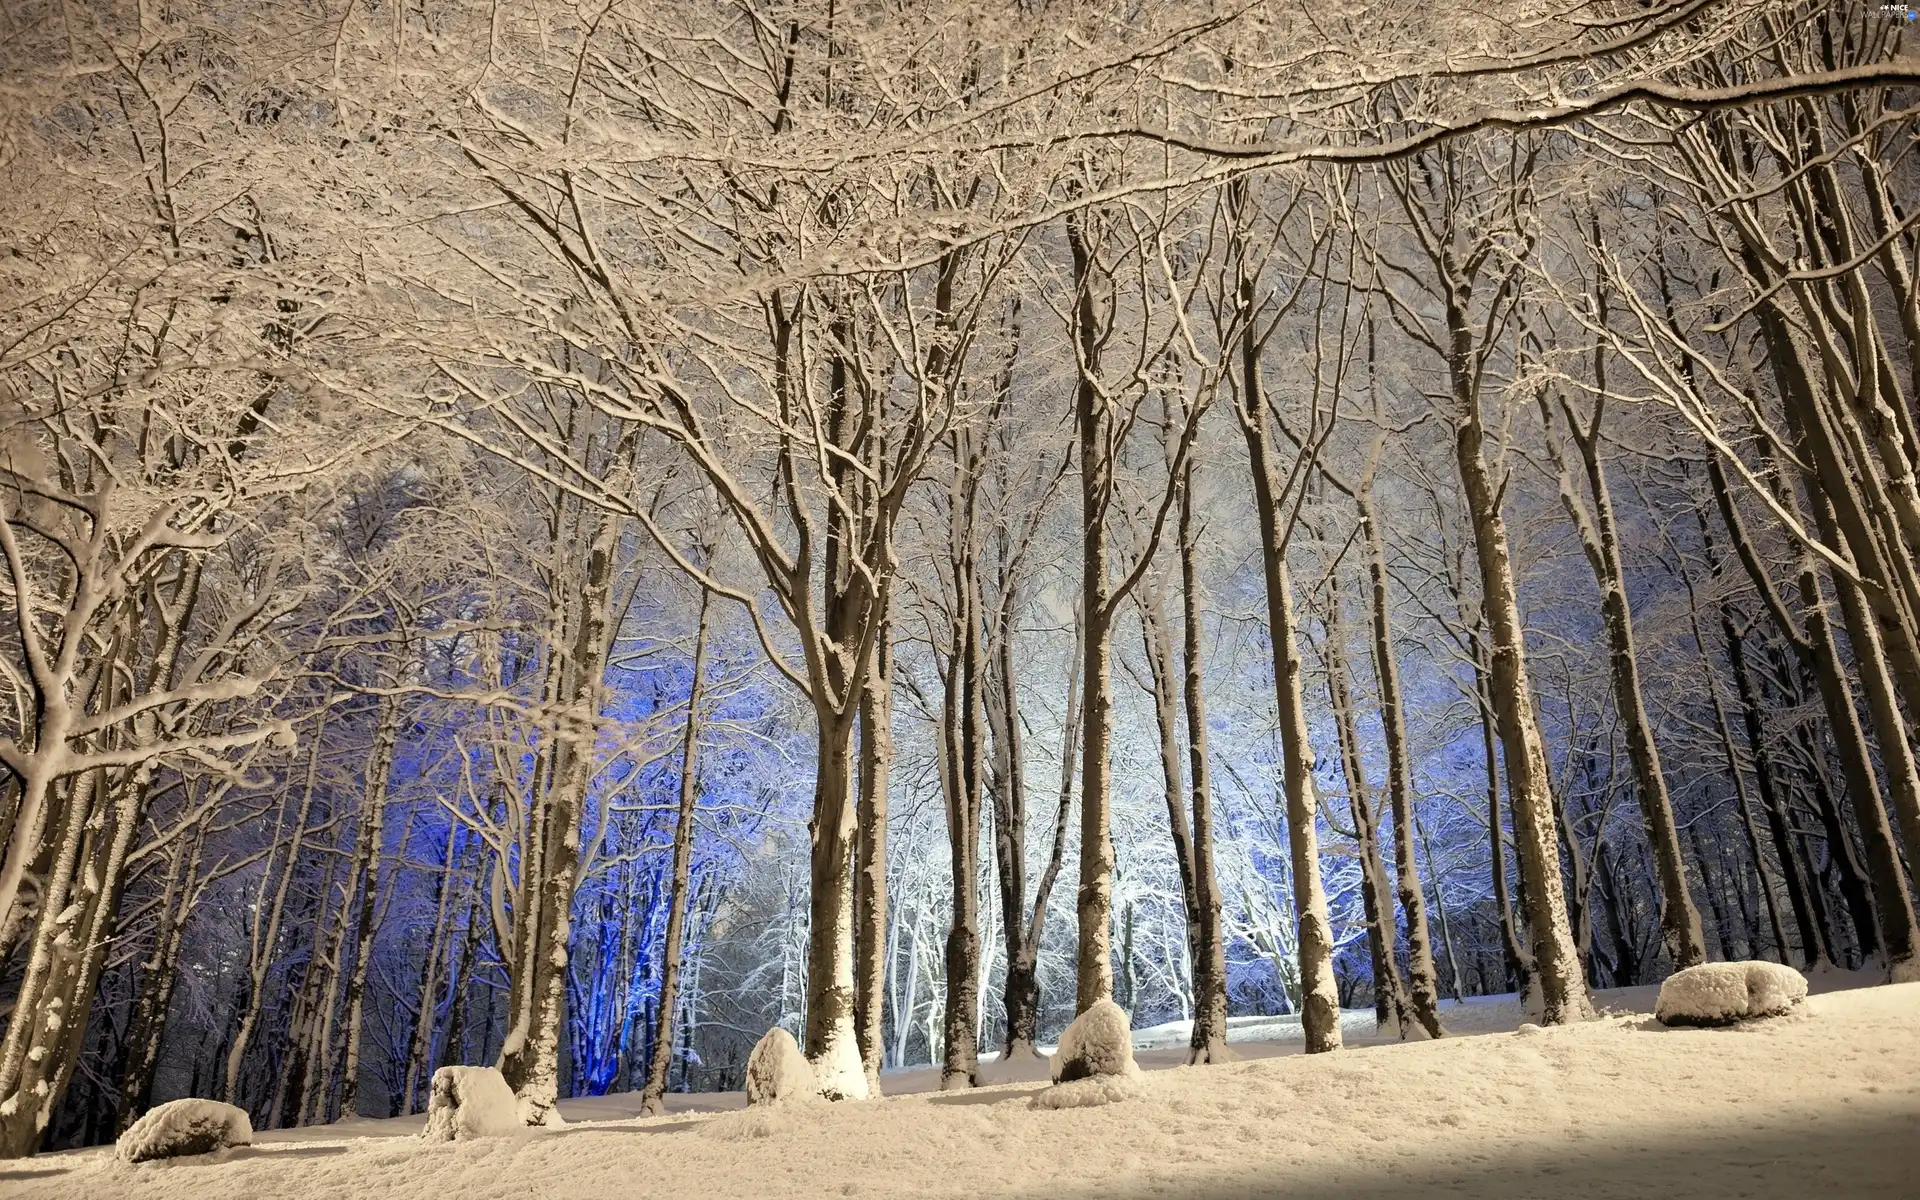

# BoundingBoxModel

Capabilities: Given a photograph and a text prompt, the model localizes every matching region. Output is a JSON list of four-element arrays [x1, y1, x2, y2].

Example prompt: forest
[[2, 0, 1919, 1175]]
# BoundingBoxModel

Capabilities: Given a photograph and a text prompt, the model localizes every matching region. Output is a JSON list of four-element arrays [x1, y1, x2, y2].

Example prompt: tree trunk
[[1453, 376, 1592, 1023], [225, 708, 331, 1104], [641, 589, 713, 1116], [1474, 634, 1532, 995], [1068, 207, 1118, 1015], [1357, 487, 1447, 1037], [1178, 452, 1231, 1064], [438, 874, 484, 1074], [938, 456, 986, 1090], [1415, 811, 1469, 1002], [298, 842, 352, 1126], [1323, 582, 1409, 1035], [336, 698, 400, 1121], [116, 817, 206, 1132], [402, 821, 461, 1114], [1800, 489, 1920, 979], [802, 710, 866, 1096], [985, 607, 1031, 1062], [0, 765, 143, 1156], [1005, 602, 1081, 1057], [854, 626, 892, 1093], [1539, 374, 1707, 972], [1247, 541, 1342, 1054], [1138, 583, 1202, 996], [1230, 179, 1340, 1052]]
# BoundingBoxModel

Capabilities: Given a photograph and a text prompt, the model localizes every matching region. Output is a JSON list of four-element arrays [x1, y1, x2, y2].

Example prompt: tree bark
[[1537, 369, 1707, 972], [1356, 487, 1447, 1037], [225, 708, 331, 1104], [1138, 582, 1202, 996], [641, 588, 713, 1116], [336, 698, 399, 1121], [938, 493, 985, 1089], [1004, 602, 1081, 1057], [402, 821, 461, 1114], [116, 816, 206, 1132], [1178, 448, 1231, 1064], [854, 624, 892, 1093], [1453, 379, 1592, 1023], [1322, 581, 1410, 1035], [1068, 206, 1118, 1014], [1229, 178, 1340, 1053]]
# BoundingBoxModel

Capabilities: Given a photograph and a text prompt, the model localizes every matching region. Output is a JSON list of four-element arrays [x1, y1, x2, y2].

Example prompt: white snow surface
[[114, 1099, 252, 1163], [1654, 960, 1808, 1027], [745, 1028, 819, 1107], [25, 977, 1919, 1199], [421, 1067, 521, 1141], [1048, 999, 1139, 1084]]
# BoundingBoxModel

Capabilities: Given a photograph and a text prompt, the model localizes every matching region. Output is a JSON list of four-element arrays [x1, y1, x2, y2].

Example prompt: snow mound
[[745, 1027, 819, 1106], [421, 1066, 521, 1141], [1655, 961, 1808, 1027], [116, 1098, 252, 1163], [1049, 999, 1140, 1086]]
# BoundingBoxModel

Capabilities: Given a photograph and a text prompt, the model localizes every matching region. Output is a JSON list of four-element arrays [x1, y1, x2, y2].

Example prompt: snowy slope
[[9, 981, 1916, 1199]]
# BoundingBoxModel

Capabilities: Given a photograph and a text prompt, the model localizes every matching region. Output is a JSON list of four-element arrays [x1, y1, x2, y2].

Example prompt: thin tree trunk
[[1006, 601, 1081, 1057], [299, 839, 353, 1126], [1230, 178, 1340, 1053], [225, 708, 331, 1103], [117, 816, 206, 1131], [403, 821, 461, 1113], [1357, 486, 1446, 1036], [1475, 634, 1532, 995], [1261, 552, 1341, 1053], [1538, 366, 1707, 971], [939, 459, 986, 1090], [1415, 811, 1469, 1002], [1323, 581, 1409, 1035], [641, 588, 713, 1116], [985, 607, 1032, 1061], [1800, 488, 1920, 978], [1178, 448, 1231, 1064], [336, 697, 400, 1121], [1138, 583, 1201, 992], [439, 874, 483, 1074]]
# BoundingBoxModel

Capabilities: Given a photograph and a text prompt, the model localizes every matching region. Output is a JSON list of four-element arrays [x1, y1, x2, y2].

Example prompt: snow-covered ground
[[9, 978, 1917, 1198]]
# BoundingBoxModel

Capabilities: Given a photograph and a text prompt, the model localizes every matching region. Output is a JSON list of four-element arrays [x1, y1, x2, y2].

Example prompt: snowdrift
[[115, 1099, 252, 1164], [421, 1066, 521, 1141], [1654, 961, 1808, 1027]]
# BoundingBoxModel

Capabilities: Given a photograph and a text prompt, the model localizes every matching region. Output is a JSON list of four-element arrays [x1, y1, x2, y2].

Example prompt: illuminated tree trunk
[[855, 628, 892, 1092]]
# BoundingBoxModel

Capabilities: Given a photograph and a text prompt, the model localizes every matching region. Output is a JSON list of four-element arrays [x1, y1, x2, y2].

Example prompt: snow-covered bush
[[1051, 999, 1139, 1083], [1654, 961, 1808, 1028], [421, 1066, 522, 1141], [116, 1099, 253, 1163], [745, 1027, 818, 1106]]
